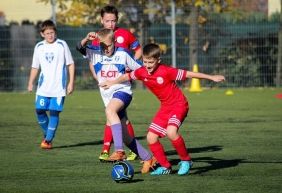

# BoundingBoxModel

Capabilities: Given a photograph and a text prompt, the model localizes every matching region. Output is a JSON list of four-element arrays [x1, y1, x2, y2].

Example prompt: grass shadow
[[53, 136, 146, 149], [165, 145, 223, 155], [170, 157, 243, 175]]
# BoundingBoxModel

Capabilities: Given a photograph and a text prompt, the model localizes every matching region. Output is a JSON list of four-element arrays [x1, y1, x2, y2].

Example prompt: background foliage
[[0, 0, 280, 90]]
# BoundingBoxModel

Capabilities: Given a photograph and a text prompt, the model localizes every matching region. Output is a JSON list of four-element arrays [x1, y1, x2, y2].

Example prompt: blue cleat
[[150, 166, 172, 176], [178, 160, 193, 175]]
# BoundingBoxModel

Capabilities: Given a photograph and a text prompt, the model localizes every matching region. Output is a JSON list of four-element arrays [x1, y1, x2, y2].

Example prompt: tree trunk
[[189, 4, 198, 71]]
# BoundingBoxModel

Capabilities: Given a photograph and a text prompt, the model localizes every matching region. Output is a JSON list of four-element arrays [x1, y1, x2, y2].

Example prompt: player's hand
[[211, 75, 225, 82], [67, 83, 74, 95], [86, 32, 97, 41], [27, 83, 33, 92], [99, 80, 112, 90]]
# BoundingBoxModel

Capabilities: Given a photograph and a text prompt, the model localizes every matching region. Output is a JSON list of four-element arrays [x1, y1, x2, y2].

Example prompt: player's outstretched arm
[[27, 68, 39, 92], [186, 71, 225, 82], [81, 32, 97, 47], [99, 74, 130, 89], [76, 32, 97, 56]]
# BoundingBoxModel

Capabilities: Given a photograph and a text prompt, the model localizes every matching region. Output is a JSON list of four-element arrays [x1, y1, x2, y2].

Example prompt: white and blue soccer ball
[[111, 161, 134, 183]]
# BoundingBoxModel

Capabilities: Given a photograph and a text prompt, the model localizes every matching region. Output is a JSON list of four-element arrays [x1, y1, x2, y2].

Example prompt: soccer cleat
[[178, 160, 193, 175], [99, 151, 109, 162], [150, 166, 172, 176], [40, 140, 52, 149], [126, 150, 138, 161], [108, 151, 127, 162], [141, 156, 158, 174]]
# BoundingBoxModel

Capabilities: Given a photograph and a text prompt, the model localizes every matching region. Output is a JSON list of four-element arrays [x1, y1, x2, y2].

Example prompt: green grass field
[[0, 88, 282, 193]]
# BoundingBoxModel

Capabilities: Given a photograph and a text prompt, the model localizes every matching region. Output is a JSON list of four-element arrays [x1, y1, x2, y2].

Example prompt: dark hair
[[143, 43, 161, 59], [40, 20, 56, 33], [101, 5, 119, 20]]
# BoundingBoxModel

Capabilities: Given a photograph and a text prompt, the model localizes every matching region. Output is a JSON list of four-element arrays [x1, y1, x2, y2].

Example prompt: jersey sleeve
[[166, 65, 187, 81], [125, 52, 142, 71], [129, 68, 141, 80], [128, 32, 141, 51], [86, 48, 96, 65], [63, 41, 74, 65], [116, 28, 141, 51], [76, 41, 87, 56], [86, 48, 92, 63], [31, 44, 40, 69], [86, 46, 100, 61]]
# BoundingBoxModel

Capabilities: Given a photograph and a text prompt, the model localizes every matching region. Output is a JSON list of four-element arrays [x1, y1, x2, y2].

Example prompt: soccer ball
[[111, 161, 134, 183]]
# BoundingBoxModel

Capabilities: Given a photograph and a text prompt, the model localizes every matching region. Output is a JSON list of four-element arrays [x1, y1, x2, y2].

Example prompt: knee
[[105, 108, 110, 117], [166, 127, 179, 140], [167, 132, 179, 141], [49, 110, 60, 117], [36, 109, 46, 115], [105, 107, 116, 118], [147, 132, 158, 144]]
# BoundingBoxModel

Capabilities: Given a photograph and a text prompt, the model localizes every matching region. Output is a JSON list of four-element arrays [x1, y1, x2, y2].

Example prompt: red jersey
[[92, 27, 140, 51], [130, 64, 188, 106]]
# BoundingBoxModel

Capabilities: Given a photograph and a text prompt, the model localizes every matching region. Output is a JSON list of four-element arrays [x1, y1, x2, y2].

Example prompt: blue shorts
[[112, 91, 132, 119], [35, 95, 65, 112]]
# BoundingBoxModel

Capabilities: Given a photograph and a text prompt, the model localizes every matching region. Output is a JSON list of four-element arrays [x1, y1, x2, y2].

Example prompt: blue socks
[[36, 110, 49, 137], [36, 109, 60, 142], [45, 111, 60, 142]]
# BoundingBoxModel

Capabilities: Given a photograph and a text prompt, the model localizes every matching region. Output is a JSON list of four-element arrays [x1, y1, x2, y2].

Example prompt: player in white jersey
[[27, 20, 75, 149], [87, 28, 157, 173], [77, 5, 140, 161], [87, 43, 140, 107]]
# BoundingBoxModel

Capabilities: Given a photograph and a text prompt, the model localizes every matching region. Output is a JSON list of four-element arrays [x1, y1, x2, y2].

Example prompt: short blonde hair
[[97, 28, 114, 43]]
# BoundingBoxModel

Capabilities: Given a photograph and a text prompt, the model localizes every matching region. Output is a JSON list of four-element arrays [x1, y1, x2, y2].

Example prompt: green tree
[[38, 0, 111, 26]]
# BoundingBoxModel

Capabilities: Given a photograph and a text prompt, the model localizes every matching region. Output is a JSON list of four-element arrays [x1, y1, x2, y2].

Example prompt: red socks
[[171, 135, 191, 161], [149, 141, 171, 168], [102, 125, 112, 152], [149, 135, 191, 168], [126, 122, 135, 138]]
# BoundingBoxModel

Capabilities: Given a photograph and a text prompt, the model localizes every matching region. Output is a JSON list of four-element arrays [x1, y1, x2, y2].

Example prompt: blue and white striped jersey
[[86, 47, 142, 106]]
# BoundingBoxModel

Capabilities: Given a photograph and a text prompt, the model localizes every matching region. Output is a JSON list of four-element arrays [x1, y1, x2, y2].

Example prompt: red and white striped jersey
[[130, 64, 188, 106]]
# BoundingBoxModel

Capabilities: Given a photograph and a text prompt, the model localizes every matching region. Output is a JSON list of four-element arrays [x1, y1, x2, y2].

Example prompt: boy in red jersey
[[76, 5, 141, 161], [77, 5, 141, 59], [99, 43, 225, 175]]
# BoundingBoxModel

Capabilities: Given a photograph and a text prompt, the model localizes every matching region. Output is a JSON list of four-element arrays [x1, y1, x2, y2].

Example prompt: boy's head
[[100, 5, 118, 30], [98, 28, 115, 56], [142, 43, 161, 74], [40, 20, 56, 44]]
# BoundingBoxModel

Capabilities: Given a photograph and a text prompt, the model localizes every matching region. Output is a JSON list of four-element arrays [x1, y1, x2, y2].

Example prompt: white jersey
[[32, 39, 74, 97], [87, 47, 142, 106]]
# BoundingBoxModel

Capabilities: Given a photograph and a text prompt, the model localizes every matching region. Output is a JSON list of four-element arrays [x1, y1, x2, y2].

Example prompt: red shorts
[[148, 102, 189, 137]]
